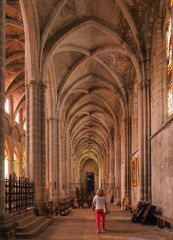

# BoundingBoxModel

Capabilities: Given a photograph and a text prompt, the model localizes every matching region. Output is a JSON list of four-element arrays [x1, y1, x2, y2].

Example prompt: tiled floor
[[30, 205, 173, 240]]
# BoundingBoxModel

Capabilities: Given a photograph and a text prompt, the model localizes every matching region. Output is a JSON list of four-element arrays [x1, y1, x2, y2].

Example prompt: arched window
[[167, 0, 173, 116], [15, 112, 20, 124], [4, 98, 10, 114], [23, 120, 26, 131]]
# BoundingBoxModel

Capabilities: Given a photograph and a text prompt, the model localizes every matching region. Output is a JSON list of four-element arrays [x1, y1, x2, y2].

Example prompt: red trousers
[[95, 209, 105, 230]]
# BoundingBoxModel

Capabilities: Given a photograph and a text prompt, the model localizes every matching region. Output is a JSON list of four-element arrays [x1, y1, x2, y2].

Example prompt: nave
[[29, 205, 173, 240]]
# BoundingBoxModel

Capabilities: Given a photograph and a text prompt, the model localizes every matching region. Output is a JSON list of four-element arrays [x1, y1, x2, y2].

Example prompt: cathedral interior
[[0, 0, 173, 239]]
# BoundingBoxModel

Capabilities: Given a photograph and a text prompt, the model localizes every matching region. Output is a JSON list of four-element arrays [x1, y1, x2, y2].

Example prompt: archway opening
[[80, 158, 99, 198]]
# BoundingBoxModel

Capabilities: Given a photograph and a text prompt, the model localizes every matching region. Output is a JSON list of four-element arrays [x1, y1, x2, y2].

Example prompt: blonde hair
[[96, 188, 104, 197]]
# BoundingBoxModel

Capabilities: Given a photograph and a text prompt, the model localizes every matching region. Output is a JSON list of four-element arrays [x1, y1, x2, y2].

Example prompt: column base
[[34, 202, 49, 216], [0, 213, 15, 240], [114, 197, 121, 206]]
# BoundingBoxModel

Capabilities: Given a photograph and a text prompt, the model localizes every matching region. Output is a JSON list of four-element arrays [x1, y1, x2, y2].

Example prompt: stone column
[[143, 80, 151, 201], [28, 80, 38, 185], [25, 84, 30, 178], [66, 136, 71, 197], [109, 140, 114, 184], [106, 150, 109, 190], [58, 120, 66, 197], [60, 135, 66, 197], [56, 119, 60, 199], [9, 95, 14, 176], [114, 134, 121, 205], [27, 80, 47, 211], [138, 82, 144, 200], [0, 1, 15, 238], [124, 116, 129, 198], [38, 82, 47, 204], [48, 118, 58, 201]]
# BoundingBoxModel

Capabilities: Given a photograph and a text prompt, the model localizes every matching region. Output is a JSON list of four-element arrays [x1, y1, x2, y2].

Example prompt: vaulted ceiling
[[5, 0, 25, 118], [42, 0, 156, 163], [5, 0, 157, 163]]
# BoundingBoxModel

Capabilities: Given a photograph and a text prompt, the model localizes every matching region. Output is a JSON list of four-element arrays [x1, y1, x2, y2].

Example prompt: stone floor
[[30, 205, 173, 240]]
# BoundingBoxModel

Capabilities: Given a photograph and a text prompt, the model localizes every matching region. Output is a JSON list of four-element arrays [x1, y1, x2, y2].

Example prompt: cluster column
[[27, 80, 47, 210], [47, 118, 58, 201], [109, 139, 115, 184], [114, 134, 121, 205], [138, 82, 144, 200]]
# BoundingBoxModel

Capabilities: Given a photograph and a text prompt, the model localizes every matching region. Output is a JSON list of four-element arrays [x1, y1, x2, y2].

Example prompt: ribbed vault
[[5, 0, 25, 121], [39, 0, 155, 191], [7, 0, 157, 200]]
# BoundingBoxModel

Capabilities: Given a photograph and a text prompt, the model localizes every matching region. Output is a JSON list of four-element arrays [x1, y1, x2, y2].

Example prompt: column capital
[[27, 80, 47, 88]]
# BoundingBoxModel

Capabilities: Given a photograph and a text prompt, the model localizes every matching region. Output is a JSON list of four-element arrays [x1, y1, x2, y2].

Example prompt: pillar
[[27, 80, 47, 211], [138, 82, 144, 200], [0, 1, 15, 238], [8, 95, 14, 176], [114, 134, 121, 205], [58, 120, 66, 197], [109, 138, 115, 185], [39, 82, 47, 203], [48, 118, 58, 201], [124, 116, 129, 198], [143, 80, 151, 201]]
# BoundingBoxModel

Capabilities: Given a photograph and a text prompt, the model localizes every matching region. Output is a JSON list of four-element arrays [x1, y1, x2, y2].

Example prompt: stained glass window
[[23, 121, 26, 130], [166, 18, 172, 83], [4, 98, 10, 114], [167, 2, 173, 116], [15, 112, 20, 123], [168, 87, 173, 115]]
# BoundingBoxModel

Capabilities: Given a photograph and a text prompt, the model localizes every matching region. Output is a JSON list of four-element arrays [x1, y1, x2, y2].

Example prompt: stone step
[[15, 216, 44, 232], [15, 214, 36, 227], [12, 208, 34, 222], [15, 218, 53, 239]]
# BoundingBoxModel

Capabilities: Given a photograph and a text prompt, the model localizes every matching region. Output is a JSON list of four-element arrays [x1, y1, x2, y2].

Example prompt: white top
[[92, 195, 106, 210]]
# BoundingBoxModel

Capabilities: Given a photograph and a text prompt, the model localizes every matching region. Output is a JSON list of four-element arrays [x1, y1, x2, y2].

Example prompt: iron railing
[[5, 175, 34, 213]]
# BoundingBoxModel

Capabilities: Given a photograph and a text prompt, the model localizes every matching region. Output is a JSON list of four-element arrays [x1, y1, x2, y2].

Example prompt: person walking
[[92, 188, 108, 233]]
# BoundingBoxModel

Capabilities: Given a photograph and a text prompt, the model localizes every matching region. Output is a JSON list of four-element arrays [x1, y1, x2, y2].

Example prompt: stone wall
[[151, 123, 173, 217], [150, 3, 173, 216]]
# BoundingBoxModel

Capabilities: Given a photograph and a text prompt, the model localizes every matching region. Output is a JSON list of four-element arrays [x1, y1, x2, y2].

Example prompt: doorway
[[87, 172, 94, 194]]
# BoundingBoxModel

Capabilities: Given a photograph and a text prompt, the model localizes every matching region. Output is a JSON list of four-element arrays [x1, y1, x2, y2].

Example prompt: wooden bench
[[154, 214, 173, 229]]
